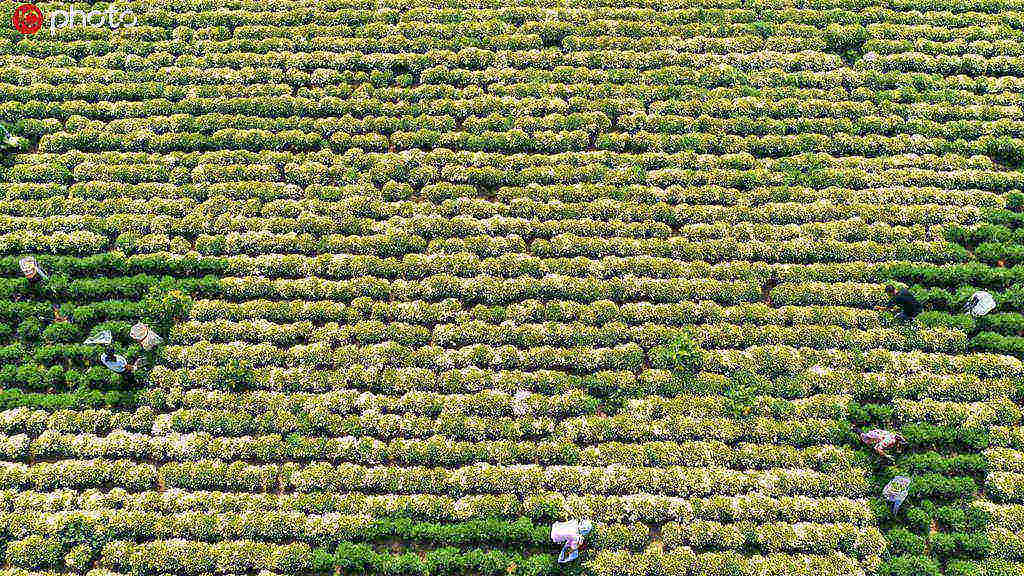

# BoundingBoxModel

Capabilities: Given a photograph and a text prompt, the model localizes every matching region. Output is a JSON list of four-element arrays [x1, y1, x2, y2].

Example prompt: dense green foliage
[[1, 0, 1024, 575]]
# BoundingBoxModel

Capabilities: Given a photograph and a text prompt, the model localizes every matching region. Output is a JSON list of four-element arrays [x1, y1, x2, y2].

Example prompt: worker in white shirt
[[963, 291, 996, 317]]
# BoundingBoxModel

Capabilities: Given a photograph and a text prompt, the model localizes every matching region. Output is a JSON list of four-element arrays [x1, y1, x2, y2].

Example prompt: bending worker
[[100, 348, 143, 379], [861, 428, 905, 460], [551, 519, 593, 563], [883, 284, 921, 322], [761, 271, 779, 306], [964, 290, 996, 317]]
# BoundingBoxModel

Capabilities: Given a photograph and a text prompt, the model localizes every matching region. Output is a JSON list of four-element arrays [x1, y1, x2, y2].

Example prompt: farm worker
[[19, 256, 47, 285], [883, 476, 912, 515], [551, 519, 593, 563], [512, 389, 531, 416], [963, 291, 996, 317], [860, 428, 905, 460], [1, 124, 21, 148], [52, 304, 68, 323], [100, 348, 143, 376], [884, 284, 921, 322], [761, 270, 779, 306], [130, 322, 163, 350], [17, 257, 52, 302]]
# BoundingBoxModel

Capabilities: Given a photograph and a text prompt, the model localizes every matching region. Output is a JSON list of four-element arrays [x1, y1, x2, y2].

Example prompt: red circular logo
[[12, 3, 42, 34]]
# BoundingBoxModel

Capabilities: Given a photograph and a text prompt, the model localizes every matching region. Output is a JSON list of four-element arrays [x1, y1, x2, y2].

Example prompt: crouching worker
[[1, 124, 22, 150], [883, 284, 921, 322], [761, 271, 779, 306], [19, 256, 48, 291], [16, 257, 52, 303], [883, 476, 912, 515], [130, 322, 163, 350], [860, 428, 905, 460], [551, 519, 593, 563], [100, 347, 143, 382], [963, 290, 996, 317]]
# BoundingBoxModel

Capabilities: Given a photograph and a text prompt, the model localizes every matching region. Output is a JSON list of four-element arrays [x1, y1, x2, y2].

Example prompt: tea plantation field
[[1, 0, 1024, 575]]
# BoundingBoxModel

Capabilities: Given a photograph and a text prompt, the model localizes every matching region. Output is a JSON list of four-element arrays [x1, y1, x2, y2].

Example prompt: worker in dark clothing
[[761, 271, 779, 306], [884, 284, 921, 322]]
